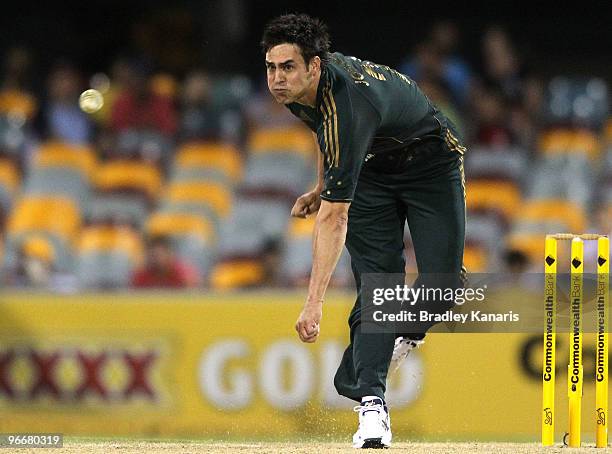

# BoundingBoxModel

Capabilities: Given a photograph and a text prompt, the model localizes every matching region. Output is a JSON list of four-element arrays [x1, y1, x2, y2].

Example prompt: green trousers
[[333, 138, 466, 402]]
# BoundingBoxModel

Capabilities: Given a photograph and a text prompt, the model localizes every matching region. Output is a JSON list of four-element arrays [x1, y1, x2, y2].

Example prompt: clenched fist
[[295, 301, 322, 343]]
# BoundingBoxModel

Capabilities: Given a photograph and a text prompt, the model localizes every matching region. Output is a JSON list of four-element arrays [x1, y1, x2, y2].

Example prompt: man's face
[[265, 43, 313, 104]]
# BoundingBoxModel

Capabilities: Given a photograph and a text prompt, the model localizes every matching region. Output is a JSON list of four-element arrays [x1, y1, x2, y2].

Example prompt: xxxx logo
[[0, 346, 161, 403]]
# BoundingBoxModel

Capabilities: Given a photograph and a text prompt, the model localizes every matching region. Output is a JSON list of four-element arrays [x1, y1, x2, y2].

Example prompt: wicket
[[542, 233, 609, 448]]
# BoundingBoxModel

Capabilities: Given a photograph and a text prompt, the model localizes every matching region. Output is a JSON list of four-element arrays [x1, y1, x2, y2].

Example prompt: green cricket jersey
[[286, 52, 457, 202]]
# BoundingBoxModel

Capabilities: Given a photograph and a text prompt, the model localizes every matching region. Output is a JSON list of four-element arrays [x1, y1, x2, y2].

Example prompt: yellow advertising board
[[0, 291, 606, 441]]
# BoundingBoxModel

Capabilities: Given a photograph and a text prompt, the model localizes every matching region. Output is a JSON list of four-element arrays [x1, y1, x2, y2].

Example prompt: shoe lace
[[353, 402, 384, 414]]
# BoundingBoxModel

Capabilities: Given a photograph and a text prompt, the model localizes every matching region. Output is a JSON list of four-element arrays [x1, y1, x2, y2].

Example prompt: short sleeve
[[318, 81, 380, 202]]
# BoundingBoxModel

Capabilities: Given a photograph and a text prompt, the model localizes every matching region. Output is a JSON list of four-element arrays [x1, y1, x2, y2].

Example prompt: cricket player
[[261, 14, 466, 448]]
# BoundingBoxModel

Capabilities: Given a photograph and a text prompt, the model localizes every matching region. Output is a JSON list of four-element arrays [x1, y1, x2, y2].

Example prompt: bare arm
[[295, 200, 350, 343]]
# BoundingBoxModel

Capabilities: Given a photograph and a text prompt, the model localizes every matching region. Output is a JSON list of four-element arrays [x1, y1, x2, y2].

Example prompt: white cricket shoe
[[352, 397, 392, 449], [390, 337, 425, 373]]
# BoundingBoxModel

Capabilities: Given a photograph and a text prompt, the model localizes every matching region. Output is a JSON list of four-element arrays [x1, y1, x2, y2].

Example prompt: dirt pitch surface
[[16, 441, 612, 453]]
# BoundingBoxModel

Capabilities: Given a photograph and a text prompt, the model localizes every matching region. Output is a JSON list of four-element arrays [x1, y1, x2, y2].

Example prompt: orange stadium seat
[[78, 226, 144, 265], [516, 199, 586, 233], [0, 89, 37, 119], [288, 216, 316, 238], [146, 211, 215, 278], [465, 180, 522, 223], [34, 142, 97, 180], [462, 244, 488, 273], [248, 126, 315, 157], [150, 73, 178, 99], [21, 234, 55, 263], [165, 181, 232, 218], [94, 161, 162, 199], [146, 212, 215, 243], [0, 158, 19, 196], [210, 259, 265, 290], [175, 142, 242, 182], [539, 129, 601, 159], [7, 196, 81, 241]]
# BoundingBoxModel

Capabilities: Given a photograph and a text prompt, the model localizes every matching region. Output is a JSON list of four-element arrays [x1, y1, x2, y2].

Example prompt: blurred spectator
[[39, 62, 93, 144], [481, 26, 525, 103], [509, 76, 543, 149], [470, 85, 514, 146], [110, 61, 177, 136], [400, 21, 472, 109], [131, 236, 199, 288], [4, 236, 55, 288], [478, 26, 544, 150], [0, 47, 38, 121], [179, 70, 222, 141], [260, 237, 282, 286]]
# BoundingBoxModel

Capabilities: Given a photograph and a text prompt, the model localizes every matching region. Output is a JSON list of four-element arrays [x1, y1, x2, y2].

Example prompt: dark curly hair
[[261, 14, 331, 66]]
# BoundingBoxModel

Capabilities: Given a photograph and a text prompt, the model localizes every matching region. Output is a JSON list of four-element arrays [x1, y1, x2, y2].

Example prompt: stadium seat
[[21, 234, 55, 263], [462, 244, 488, 273], [34, 141, 97, 178], [77, 226, 143, 288], [217, 197, 289, 259], [241, 151, 313, 199], [24, 167, 90, 211], [171, 167, 231, 186], [147, 211, 215, 243], [87, 195, 150, 228], [146, 211, 216, 276], [539, 129, 601, 160], [150, 73, 178, 99], [514, 199, 586, 234], [0, 159, 19, 213], [165, 181, 232, 219], [7, 196, 81, 241], [464, 146, 528, 183], [526, 153, 594, 207], [114, 129, 174, 164], [0, 89, 37, 119], [5, 196, 81, 272], [248, 126, 315, 157], [33, 142, 97, 180], [174, 142, 242, 182], [210, 259, 265, 290], [466, 180, 522, 224], [94, 160, 162, 199]]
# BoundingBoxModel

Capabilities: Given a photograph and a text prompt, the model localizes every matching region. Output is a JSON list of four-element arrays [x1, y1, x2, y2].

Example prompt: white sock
[[361, 395, 381, 403]]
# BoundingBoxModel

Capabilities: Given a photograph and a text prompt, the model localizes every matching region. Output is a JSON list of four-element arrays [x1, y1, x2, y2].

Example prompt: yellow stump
[[596, 237, 609, 448], [542, 236, 557, 446], [568, 238, 584, 448]]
